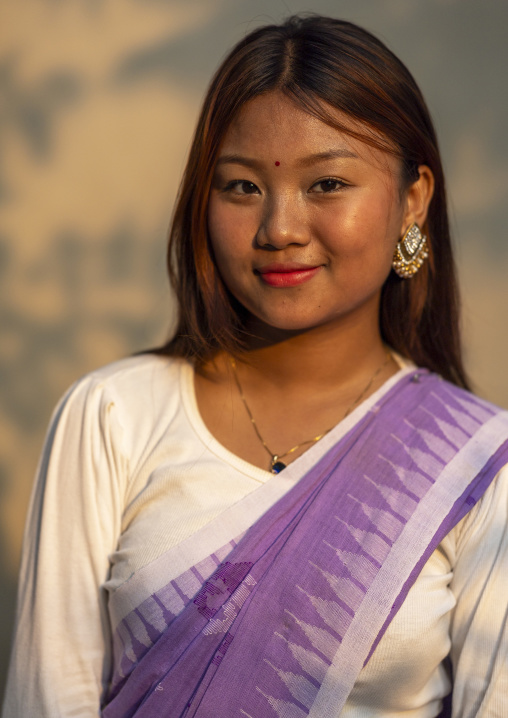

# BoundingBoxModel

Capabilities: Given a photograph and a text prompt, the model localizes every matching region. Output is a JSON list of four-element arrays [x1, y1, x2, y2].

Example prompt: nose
[[255, 195, 310, 249]]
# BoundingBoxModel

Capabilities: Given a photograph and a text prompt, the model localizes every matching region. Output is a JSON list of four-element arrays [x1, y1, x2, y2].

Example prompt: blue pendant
[[271, 460, 286, 474]]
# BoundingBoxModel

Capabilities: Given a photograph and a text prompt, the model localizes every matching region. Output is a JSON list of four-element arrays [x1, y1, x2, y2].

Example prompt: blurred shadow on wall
[[0, 54, 85, 200]]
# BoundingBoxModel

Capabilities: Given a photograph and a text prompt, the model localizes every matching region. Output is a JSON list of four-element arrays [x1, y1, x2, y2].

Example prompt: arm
[[2, 375, 128, 718], [449, 465, 508, 717]]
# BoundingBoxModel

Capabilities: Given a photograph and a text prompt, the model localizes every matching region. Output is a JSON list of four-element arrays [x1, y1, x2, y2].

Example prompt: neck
[[237, 314, 389, 389], [201, 309, 395, 396]]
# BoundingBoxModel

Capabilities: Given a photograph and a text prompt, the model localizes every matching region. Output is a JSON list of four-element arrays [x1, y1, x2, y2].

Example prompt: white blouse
[[3, 354, 508, 717]]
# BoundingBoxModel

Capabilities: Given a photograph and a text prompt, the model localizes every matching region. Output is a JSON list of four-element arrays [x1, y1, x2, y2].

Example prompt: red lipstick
[[256, 263, 322, 288]]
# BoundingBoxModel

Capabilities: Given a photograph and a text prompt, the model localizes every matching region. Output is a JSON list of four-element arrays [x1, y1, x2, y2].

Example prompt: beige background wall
[[1, 0, 507, 702]]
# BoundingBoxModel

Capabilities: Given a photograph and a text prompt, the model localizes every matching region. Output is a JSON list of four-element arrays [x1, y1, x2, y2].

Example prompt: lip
[[256, 263, 322, 288]]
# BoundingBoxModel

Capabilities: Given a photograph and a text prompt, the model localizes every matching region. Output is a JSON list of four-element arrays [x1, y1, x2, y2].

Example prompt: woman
[[4, 15, 508, 718]]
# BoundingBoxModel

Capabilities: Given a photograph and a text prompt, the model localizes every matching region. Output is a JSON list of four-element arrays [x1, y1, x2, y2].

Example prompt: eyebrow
[[215, 148, 359, 169], [299, 149, 359, 166]]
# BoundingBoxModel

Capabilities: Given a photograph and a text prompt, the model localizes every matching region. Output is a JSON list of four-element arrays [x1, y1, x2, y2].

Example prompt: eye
[[310, 178, 347, 193], [223, 180, 260, 195]]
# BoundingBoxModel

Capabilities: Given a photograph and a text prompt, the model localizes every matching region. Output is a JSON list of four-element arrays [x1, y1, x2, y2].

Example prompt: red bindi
[[275, 161, 280, 166]]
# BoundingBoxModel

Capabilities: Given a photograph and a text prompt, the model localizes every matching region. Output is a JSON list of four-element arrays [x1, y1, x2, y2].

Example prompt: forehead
[[219, 91, 397, 172]]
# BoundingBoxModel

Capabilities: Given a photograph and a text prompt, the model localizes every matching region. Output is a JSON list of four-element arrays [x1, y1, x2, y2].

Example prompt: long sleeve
[[2, 375, 129, 718], [449, 465, 508, 717]]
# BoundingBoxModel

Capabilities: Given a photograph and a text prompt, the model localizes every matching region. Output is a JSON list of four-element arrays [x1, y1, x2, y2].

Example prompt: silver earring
[[392, 223, 428, 278]]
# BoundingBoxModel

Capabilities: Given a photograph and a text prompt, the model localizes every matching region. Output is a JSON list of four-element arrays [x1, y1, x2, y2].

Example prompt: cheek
[[207, 199, 228, 252], [207, 203, 253, 301], [317, 196, 401, 290], [347, 192, 403, 259], [207, 203, 236, 276], [318, 203, 398, 261], [207, 198, 253, 264]]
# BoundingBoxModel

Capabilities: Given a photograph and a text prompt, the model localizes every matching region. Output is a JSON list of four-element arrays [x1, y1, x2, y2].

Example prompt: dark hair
[[158, 14, 469, 388]]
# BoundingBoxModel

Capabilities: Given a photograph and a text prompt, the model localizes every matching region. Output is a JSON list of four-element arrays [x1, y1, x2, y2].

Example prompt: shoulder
[[393, 356, 507, 426], [62, 353, 187, 410], [405, 372, 508, 440], [432, 376, 504, 416], [420, 373, 508, 485], [48, 353, 192, 461], [72, 352, 184, 392], [419, 372, 503, 414]]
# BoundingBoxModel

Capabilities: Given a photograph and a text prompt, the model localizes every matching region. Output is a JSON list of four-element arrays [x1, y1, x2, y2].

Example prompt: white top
[[3, 354, 508, 717]]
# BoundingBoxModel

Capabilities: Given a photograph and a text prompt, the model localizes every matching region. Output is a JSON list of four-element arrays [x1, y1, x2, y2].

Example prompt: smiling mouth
[[256, 264, 322, 288]]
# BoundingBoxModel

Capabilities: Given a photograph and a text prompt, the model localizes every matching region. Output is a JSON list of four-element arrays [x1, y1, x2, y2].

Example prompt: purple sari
[[102, 369, 508, 717]]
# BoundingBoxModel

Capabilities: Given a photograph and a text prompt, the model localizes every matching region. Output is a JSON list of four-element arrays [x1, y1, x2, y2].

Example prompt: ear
[[400, 165, 435, 233]]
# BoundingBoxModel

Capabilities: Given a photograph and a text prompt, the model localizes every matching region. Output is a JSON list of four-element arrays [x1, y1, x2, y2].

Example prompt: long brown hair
[[158, 14, 469, 388]]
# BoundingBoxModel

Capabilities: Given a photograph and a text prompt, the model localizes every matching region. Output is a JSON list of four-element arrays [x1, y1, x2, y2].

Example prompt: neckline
[[179, 355, 413, 483], [180, 361, 272, 483]]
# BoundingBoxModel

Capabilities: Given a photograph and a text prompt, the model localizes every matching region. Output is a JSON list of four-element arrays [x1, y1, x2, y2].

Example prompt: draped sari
[[102, 368, 508, 717]]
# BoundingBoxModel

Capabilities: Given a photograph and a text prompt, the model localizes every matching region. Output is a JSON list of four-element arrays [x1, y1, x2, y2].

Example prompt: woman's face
[[208, 92, 419, 337]]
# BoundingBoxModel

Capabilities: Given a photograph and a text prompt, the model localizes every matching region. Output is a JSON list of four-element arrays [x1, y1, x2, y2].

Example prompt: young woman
[[4, 15, 508, 718]]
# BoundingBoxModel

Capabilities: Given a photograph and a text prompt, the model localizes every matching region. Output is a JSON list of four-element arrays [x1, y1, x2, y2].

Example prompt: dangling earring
[[392, 223, 428, 278]]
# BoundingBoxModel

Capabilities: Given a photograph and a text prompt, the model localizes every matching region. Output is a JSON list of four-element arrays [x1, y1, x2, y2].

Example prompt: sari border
[[308, 409, 508, 716], [109, 366, 414, 626]]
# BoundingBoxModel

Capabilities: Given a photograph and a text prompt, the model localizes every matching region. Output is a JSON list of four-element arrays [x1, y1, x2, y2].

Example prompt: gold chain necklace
[[230, 350, 392, 474]]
